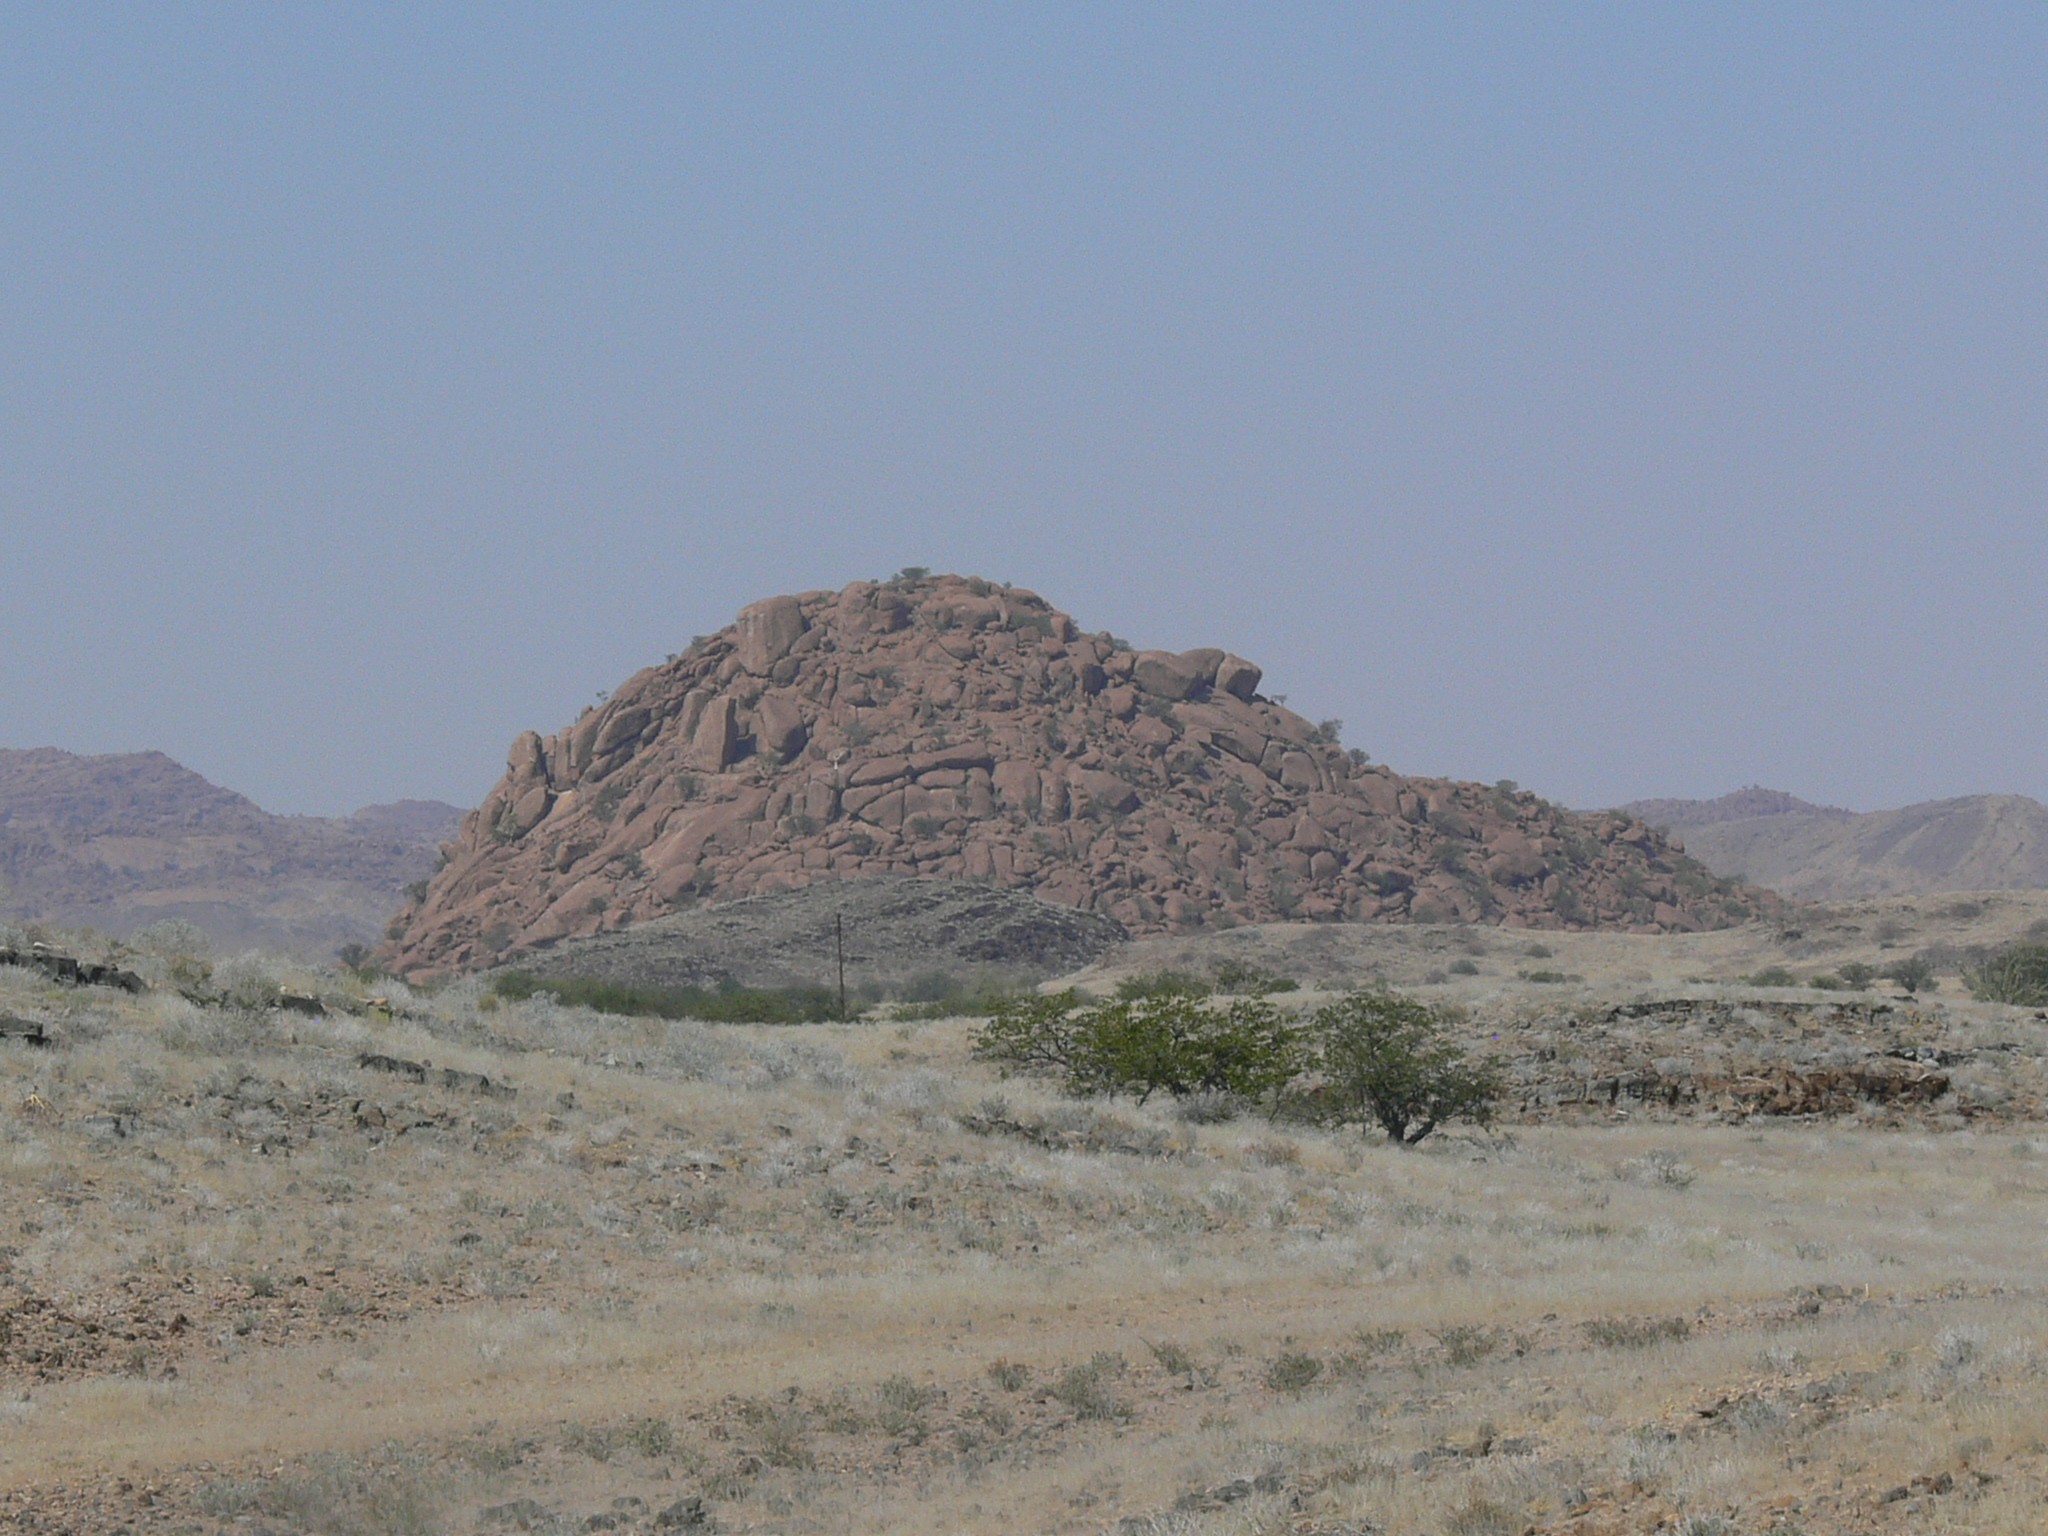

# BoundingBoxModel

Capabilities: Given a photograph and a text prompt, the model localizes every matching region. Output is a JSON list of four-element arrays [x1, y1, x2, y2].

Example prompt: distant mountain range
[[1619, 787, 2048, 901], [0, 748, 460, 955]]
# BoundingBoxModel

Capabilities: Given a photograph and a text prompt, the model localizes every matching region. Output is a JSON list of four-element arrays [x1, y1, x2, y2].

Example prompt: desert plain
[[0, 892, 2046, 1535]]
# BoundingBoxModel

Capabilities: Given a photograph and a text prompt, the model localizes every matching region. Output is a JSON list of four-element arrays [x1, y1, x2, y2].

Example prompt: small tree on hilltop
[[1307, 989, 1505, 1146]]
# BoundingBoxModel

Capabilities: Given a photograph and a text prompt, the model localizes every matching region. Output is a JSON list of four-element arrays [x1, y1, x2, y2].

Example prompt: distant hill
[[1620, 787, 2048, 900], [0, 748, 461, 955]]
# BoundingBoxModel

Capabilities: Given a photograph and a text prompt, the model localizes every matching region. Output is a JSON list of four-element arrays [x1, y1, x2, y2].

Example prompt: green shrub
[[888, 971, 1021, 1018], [1583, 1315, 1691, 1349], [1209, 959, 1299, 995], [1965, 942, 2048, 1007], [1048, 1352, 1130, 1421], [1836, 961, 1878, 988], [1433, 1325, 1501, 1367], [1264, 1351, 1324, 1392], [974, 992, 1305, 1105], [1884, 954, 1940, 995], [1745, 966, 1798, 988], [1066, 994, 1305, 1104], [490, 972, 844, 1023], [970, 991, 1089, 1075], [1145, 1338, 1195, 1375], [1113, 969, 1213, 1001], [1303, 989, 1505, 1146]]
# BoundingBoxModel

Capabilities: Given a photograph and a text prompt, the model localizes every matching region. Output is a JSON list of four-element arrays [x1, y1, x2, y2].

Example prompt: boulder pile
[[385, 574, 1759, 976]]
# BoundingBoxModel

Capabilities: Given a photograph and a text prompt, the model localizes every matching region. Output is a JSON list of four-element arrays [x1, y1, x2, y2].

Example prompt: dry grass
[[0, 939, 2046, 1532]]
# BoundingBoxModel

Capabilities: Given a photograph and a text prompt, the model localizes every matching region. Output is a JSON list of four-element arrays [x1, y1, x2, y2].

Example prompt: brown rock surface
[[383, 574, 1763, 977]]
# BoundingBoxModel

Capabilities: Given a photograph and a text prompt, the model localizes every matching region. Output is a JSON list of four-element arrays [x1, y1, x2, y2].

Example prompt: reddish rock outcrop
[[383, 574, 1761, 976]]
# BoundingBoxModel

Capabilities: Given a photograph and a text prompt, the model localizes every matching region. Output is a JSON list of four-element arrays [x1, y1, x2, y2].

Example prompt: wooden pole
[[836, 913, 847, 1022]]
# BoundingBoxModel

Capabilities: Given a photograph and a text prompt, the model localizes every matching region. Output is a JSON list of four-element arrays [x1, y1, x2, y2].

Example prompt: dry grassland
[[0, 913, 2046, 1534]]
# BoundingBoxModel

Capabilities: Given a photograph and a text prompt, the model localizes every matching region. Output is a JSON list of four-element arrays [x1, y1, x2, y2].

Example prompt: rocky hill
[[1624, 787, 2048, 901], [0, 748, 461, 955], [385, 575, 1760, 976]]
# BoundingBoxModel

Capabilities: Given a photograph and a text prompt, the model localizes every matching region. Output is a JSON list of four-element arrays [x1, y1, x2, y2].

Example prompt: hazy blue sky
[[4, 6, 2043, 817]]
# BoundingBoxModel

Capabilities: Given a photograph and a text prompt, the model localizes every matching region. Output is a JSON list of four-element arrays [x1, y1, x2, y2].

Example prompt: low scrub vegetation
[[972, 991, 1303, 1104], [974, 985, 1504, 1144], [1111, 960, 1299, 1001], [490, 971, 843, 1023], [1967, 942, 2048, 1007]]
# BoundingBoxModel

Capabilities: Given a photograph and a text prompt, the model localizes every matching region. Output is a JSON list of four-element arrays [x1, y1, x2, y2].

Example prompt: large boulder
[[737, 595, 808, 674], [1215, 654, 1262, 703], [1132, 650, 1201, 701]]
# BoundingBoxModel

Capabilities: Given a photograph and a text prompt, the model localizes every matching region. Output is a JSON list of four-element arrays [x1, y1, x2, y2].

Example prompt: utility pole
[[836, 913, 847, 1022]]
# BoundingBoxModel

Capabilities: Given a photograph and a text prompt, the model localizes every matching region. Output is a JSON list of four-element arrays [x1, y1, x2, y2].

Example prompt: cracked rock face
[[383, 573, 1760, 977]]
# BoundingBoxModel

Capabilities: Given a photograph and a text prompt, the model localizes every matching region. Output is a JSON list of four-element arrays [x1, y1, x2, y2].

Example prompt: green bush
[[1304, 989, 1506, 1146], [887, 971, 1022, 1018], [972, 992, 1305, 1105], [490, 972, 844, 1023], [1884, 954, 1939, 996], [1745, 966, 1798, 988], [970, 991, 1089, 1075], [1068, 995, 1305, 1104], [1264, 1351, 1324, 1392], [1836, 961, 1878, 989], [1048, 1352, 1130, 1421], [1209, 959, 1300, 995], [1966, 942, 2048, 1007], [1113, 969, 1213, 1001]]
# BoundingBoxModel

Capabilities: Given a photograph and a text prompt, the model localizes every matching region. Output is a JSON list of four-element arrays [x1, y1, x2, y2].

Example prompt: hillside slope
[[502, 874, 1128, 994], [1623, 788, 2048, 900], [0, 748, 460, 954], [387, 575, 1759, 976]]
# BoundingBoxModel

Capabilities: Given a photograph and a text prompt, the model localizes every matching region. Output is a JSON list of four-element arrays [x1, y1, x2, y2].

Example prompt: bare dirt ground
[[2, 893, 2047, 1534]]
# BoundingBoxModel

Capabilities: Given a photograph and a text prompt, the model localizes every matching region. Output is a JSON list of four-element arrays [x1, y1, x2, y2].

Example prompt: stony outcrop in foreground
[[385, 575, 1759, 976]]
